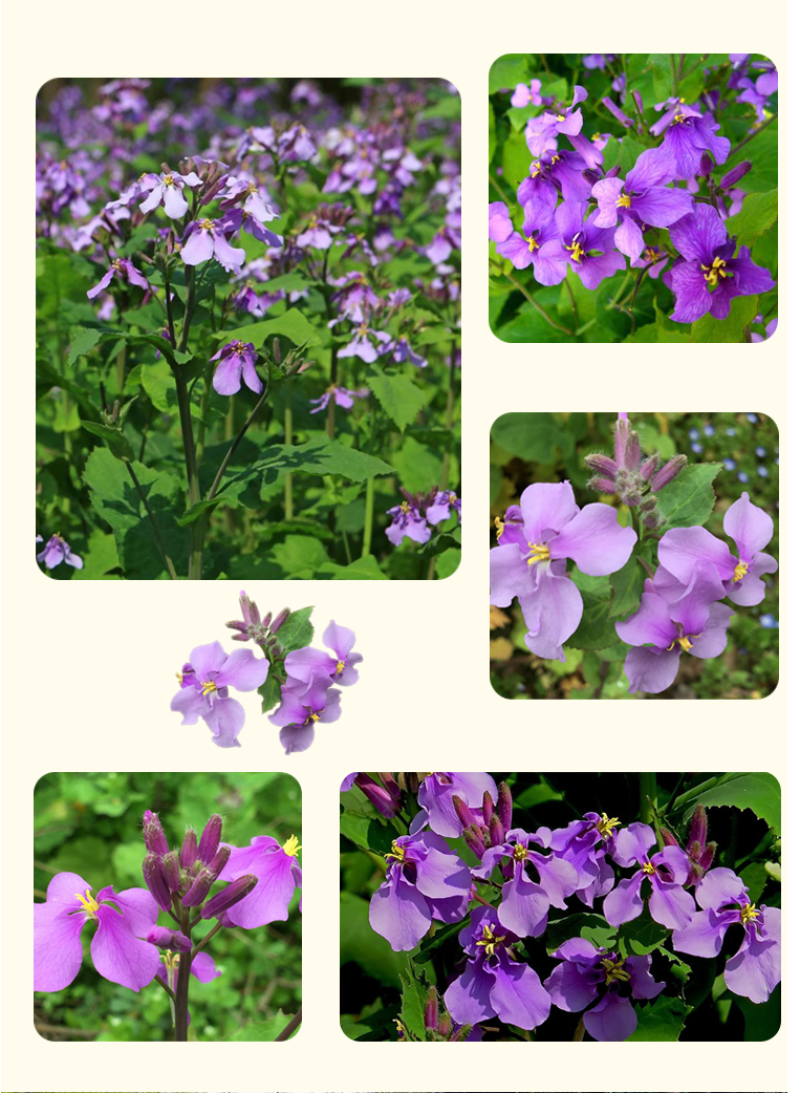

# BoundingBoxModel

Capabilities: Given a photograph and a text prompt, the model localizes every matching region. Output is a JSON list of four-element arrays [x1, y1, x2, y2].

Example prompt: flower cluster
[[34, 807, 301, 1041], [489, 55, 777, 336], [386, 487, 461, 547], [171, 593, 361, 753], [343, 774, 781, 1041], [490, 412, 777, 694]]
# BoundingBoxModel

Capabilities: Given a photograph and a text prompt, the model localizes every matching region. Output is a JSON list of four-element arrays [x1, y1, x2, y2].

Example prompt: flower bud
[[719, 161, 752, 190], [650, 454, 688, 492], [639, 453, 660, 481], [643, 510, 665, 530], [181, 867, 215, 907], [452, 794, 474, 830], [162, 850, 181, 892], [379, 772, 402, 800], [404, 771, 420, 795], [198, 814, 223, 864], [633, 90, 644, 116], [688, 804, 708, 850], [143, 810, 170, 856], [147, 926, 192, 952], [482, 791, 495, 827], [584, 452, 619, 477], [640, 495, 658, 513], [464, 824, 486, 861], [660, 827, 680, 847], [356, 775, 401, 818], [602, 96, 634, 128], [489, 814, 505, 847], [587, 475, 618, 494], [698, 152, 714, 177], [143, 853, 172, 912], [207, 844, 232, 879], [270, 607, 290, 634], [453, 1022, 475, 1042], [497, 782, 513, 834], [200, 874, 258, 919], [180, 828, 198, 870]]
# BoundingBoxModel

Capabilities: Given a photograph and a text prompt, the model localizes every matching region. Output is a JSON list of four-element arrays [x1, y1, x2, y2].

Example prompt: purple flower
[[495, 197, 568, 286], [414, 772, 498, 838], [34, 872, 160, 993], [672, 867, 780, 1004], [309, 385, 369, 414], [330, 271, 379, 322], [554, 203, 627, 289], [337, 321, 392, 363], [426, 491, 461, 526], [443, 906, 551, 1030], [657, 492, 776, 606], [545, 938, 665, 1041], [518, 150, 594, 206], [210, 341, 262, 397], [591, 149, 694, 260], [390, 336, 428, 369], [510, 79, 543, 108], [536, 812, 620, 906], [386, 499, 431, 546], [650, 100, 731, 179], [284, 619, 362, 690], [616, 570, 734, 694], [489, 201, 513, 243], [219, 206, 283, 248], [369, 832, 472, 952], [603, 823, 695, 930], [155, 950, 221, 1007], [36, 533, 83, 570], [218, 176, 280, 224], [490, 481, 636, 661], [170, 642, 269, 749], [667, 205, 775, 323], [631, 244, 670, 279], [139, 168, 201, 219], [217, 835, 302, 928], [86, 256, 151, 300], [525, 86, 588, 157], [181, 218, 245, 271], [268, 680, 342, 754], [473, 830, 579, 938]]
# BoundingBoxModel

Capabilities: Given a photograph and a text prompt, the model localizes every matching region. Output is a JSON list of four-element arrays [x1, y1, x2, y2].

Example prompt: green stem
[[284, 405, 294, 520], [189, 919, 223, 961], [361, 477, 375, 558], [639, 773, 657, 824], [115, 345, 127, 393], [207, 374, 271, 502], [730, 110, 778, 157], [173, 371, 203, 580], [669, 54, 679, 97], [500, 269, 575, 337], [124, 461, 178, 580]]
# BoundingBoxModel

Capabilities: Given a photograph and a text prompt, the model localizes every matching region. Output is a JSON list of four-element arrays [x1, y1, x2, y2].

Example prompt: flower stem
[[284, 405, 294, 520], [207, 372, 271, 502], [361, 476, 375, 558], [123, 460, 178, 580], [189, 919, 223, 961], [730, 110, 778, 157], [275, 1007, 302, 1042], [639, 772, 657, 823], [501, 269, 575, 337]]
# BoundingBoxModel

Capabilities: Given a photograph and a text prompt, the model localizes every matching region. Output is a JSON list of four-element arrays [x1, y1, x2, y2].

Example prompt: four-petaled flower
[[603, 823, 695, 930], [210, 340, 262, 396], [170, 641, 269, 749], [139, 168, 202, 219]]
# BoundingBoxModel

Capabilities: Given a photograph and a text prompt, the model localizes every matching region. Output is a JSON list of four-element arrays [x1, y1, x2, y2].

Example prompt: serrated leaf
[[366, 370, 428, 432], [278, 606, 314, 653], [724, 189, 778, 247], [272, 535, 328, 578], [489, 54, 531, 95], [625, 994, 692, 1042], [653, 462, 721, 531], [224, 1011, 298, 1041], [399, 961, 429, 1041], [79, 420, 135, 461], [219, 307, 321, 347], [671, 772, 781, 835], [67, 325, 103, 365], [691, 295, 760, 343], [567, 587, 618, 650], [319, 556, 389, 580], [618, 915, 667, 956], [609, 555, 646, 618]]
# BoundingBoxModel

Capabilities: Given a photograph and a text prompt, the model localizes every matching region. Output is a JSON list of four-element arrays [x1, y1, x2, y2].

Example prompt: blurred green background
[[34, 771, 301, 1041], [490, 412, 779, 699]]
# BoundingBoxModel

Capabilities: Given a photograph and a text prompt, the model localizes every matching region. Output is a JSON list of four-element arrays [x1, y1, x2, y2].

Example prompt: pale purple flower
[[86, 256, 151, 300], [210, 341, 262, 396], [426, 491, 461, 525], [511, 79, 543, 108], [309, 385, 369, 414], [268, 680, 342, 754], [217, 835, 302, 928], [489, 201, 513, 243], [390, 336, 427, 368], [337, 321, 391, 363], [181, 218, 245, 271], [536, 812, 620, 907], [36, 533, 83, 570], [170, 642, 269, 749], [386, 499, 431, 547], [139, 168, 201, 219], [554, 203, 627, 289], [284, 619, 362, 691], [603, 823, 695, 930], [413, 772, 498, 838], [496, 197, 568, 286]]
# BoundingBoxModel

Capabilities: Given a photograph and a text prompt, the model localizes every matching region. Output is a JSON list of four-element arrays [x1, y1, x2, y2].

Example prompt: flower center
[[400, 501, 411, 515], [449, 493, 457, 503], [596, 813, 620, 839], [641, 860, 656, 875], [701, 256, 729, 289], [494, 516, 505, 540], [526, 541, 550, 566], [668, 635, 694, 652], [531, 160, 542, 178], [565, 237, 585, 263], [164, 173, 174, 187], [477, 924, 506, 957], [616, 192, 631, 208], [556, 114, 566, 122], [200, 218, 215, 232], [600, 957, 631, 986], [385, 840, 406, 863], [75, 889, 100, 918], [201, 680, 217, 697], [234, 341, 246, 354], [282, 834, 302, 857], [335, 660, 345, 674], [304, 710, 320, 725], [740, 902, 759, 925], [734, 560, 749, 581], [526, 233, 539, 252], [247, 182, 258, 195], [111, 258, 123, 271], [513, 842, 528, 862], [358, 322, 369, 336], [644, 247, 661, 262]]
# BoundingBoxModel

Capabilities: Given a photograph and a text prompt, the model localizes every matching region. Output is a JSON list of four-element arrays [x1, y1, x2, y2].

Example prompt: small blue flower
[[757, 465, 769, 478], [703, 424, 715, 437], [738, 471, 750, 483], [691, 442, 703, 454], [723, 458, 737, 471], [688, 428, 700, 440], [756, 446, 766, 457], [726, 427, 737, 436], [759, 614, 779, 629], [746, 413, 758, 424]]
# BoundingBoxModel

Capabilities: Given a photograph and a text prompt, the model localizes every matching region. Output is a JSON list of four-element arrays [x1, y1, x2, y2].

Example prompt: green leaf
[[618, 915, 667, 956], [567, 586, 618, 650], [278, 606, 314, 653], [340, 811, 394, 854], [340, 891, 406, 987], [624, 322, 692, 344], [501, 129, 533, 190], [544, 913, 617, 954], [140, 360, 176, 412], [491, 412, 570, 463], [67, 325, 103, 365], [671, 772, 781, 835], [272, 535, 328, 578], [258, 673, 282, 714], [72, 530, 120, 580], [691, 294, 759, 343], [435, 547, 461, 580], [609, 555, 646, 619], [392, 436, 442, 494], [319, 556, 389, 580], [399, 962, 429, 1041], [366, 370, 428, 432], [489, 54, 530, 95], [79, 420, 135, 461], [250, 438, 393, 486], [725, 189, 778, 248], [219, 307, 321, 347], [224, 1012, 298, 1041], [626, 994, 692, 1041], [514, 776, 564, 809], [654, 462, 721, 531]]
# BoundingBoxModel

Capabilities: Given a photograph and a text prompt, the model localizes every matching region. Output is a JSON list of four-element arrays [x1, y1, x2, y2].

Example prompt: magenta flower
[[554, 203, 627, 290], [671, 867, 781, 1004], [268, 680, 342, 754], [36, 533, 83, 570], [545, 938, 665, 1041], [217, 835, 302, 928], [369, 832, 472, 952], [490, 481, 636, 661], [495, 197, 568, 286], [603, 823, 695, 930], [139, 168, 201, 219], [473, 830, 579, 938], [443, 907, 551, 1031], [210, 340, 262, 396], [666, 205, 775, 323], [650, 99, 730, 179], [86, 256, 151, 300], [34, 872, 160, 993], [181, 218, 245, 271], [616, 571, 734, 694], [657, 492, 776, 606], [591, 149, 694, 260], [414, 772, 498, 838], [511, 79, 543, 108], [284, 619, 362, 691], [170, 641, 269, 749]]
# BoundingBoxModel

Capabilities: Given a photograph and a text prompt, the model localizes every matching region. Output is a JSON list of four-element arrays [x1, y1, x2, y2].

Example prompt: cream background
[[0, 1, 790, 1090]]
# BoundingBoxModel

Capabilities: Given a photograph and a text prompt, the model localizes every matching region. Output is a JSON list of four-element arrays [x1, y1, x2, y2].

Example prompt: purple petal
[[369, 871, 431, 952], [672, 908, 730, 958], [519, 481, 579, 540], [584, 992, 638, 1041], [91, 904, 161, 991], [626, 954, 666, 1000], [623, 645, 680, 694], [223, 841, 297, 928], [190, 951, 221, 982], [444, 959, 497, 1025], [723, 492, 774, 559], [544, 959, 599, 1012], [489, 952, 552, 1030], [614, 823, 655, 866], [648, 877, 696, 930], [203, 696, 245, 748], [498, 870, 551, 938], [215, 648, 269, 692], [279, 722, 316, 753], [603, 874, 645, 927], [520, 568, 584, 662], [725, 908, 780, 1003]]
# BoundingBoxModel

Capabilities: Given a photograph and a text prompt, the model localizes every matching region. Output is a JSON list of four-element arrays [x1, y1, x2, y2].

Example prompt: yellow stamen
[[282, 834, 302, 857], [494, 516, 505, 540], [565, 238, 585, 263], [200, 218, 215, 232], [600, 957, 631, 986], [336, 660, 345, 675], [201, 680, 217, 697], [701, 256, 729, 289], [596, 813, 620, 839], [526, 541, 550, 566], [75, 889, 100, 917], [734, 560, 749, 582], [176, 671, 184, 684], [642, 861, 656, 875], [556, 114, 566, 122], [531, 160, 542, 178], [401, 500, 411, 515], [644, 247, 661, 262], [616, 192, 631, 209], [304, 711, 320, 724], [449, 493, 458, 504], [111, 258, 123, 271], [164, 173, 174, 187], [740, 902, 759, 925], [667, 635, 694, 652], [358, 322, 369, 336], [385, 840, 406, 863], [477, 924, 506, 957], [513, 842, 528, 862], [526, 234, 540, 252]]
